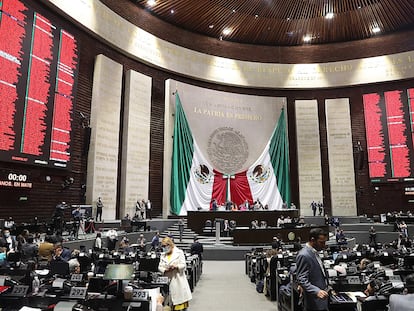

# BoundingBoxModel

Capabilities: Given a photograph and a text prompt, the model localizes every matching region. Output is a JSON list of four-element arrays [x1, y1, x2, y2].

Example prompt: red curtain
[[212, 169, 227, 208], [231, 171, 253, 206], [212, 169, 253, 207]]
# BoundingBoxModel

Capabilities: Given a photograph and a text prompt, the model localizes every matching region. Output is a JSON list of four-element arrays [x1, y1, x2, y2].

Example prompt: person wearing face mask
[[158, 237, 192, 311], [0, 229, 17, 253]]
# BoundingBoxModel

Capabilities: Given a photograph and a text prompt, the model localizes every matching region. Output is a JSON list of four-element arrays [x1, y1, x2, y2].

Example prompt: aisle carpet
[[189, 260, 278, 311]]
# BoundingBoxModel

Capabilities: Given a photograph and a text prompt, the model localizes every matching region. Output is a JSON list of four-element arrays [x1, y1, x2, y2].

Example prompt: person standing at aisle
[[178, 218, 185, 242], [96, 197, 103, 222], [296, 228, 329, 311], [158, 237, 192, 311], [136, 200, 144, 219], [146, 199, 152, 219]]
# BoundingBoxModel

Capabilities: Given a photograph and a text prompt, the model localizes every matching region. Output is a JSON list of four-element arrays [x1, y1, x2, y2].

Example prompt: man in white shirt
[[389, 274, 414, 311], [146, 200, 152, 219], [106, 228, 118, 251]]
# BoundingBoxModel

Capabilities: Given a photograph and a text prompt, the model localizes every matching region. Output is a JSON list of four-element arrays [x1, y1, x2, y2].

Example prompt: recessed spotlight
[[372, 26, 381, 33], [170, 9, 175, 14], [358, 5, 361, 9], [303, 35, 312, 42], [325, 12, 334, 19], [287, 17, 291, 21], [255, 14, 259, 18], [222, 28, 232, 36], [232, 9, 236, 13], [147, 0, 156, 6], [209, 24, 214, 29]]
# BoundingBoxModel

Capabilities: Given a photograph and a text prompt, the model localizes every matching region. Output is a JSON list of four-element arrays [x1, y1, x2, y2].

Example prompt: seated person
[[251, 220, 259, 229], [359, 258, 372, 271], [254, 199, 263, 210], [137, 234, 146, 252], [21, 235, 38, 261], [335, 229, 347, 245], [364, 278, 383, 297], [68, 258, 81, 274], [38, 235, 56, 261], [271, 236, 282, 250], [260, 221, 267, 228], [119, 236, 132, 253], [51, 243, 71, 262], [389, 273, 414, 310], [277, 215, 285, 228]]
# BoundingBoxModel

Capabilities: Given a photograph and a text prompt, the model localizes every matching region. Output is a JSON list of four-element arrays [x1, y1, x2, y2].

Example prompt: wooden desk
[[232, 225, 328, 245], [187, 210, 299, 234]]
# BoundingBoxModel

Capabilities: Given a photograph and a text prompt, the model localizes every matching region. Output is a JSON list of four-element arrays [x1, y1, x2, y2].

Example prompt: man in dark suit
[[190, 237, 203, 261], [389, 273, 414, 311], [296, 228, 329, 311]]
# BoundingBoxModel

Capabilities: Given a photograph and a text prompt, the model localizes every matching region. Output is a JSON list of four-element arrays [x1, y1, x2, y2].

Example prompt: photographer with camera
[[71, 206, 82, 239], [51, 201, 67, 236]]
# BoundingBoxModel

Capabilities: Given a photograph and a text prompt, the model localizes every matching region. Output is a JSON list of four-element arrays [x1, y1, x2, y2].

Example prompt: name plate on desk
[[71, 274, 83, 282], [132, 289, 148, 300], [69, 286, 87, 299], [156, 276, 169, 284], [9, 285, 29, 297]]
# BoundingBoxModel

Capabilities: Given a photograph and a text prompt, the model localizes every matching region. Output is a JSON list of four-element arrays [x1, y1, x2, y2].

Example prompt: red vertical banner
[[384, 90, 410, 178], [408, 88, 414, 153], [50, 29, 78, 163], [0, 0, 27, 151], [21, 12, 54, 156], [363, 93, 387, 178]]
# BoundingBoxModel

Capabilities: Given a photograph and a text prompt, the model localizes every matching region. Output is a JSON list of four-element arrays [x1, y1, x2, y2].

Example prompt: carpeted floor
[[189, 261, 278, 311]]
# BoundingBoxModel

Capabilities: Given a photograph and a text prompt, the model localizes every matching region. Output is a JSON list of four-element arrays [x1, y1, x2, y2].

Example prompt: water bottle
[[32, 276, 40, 294]]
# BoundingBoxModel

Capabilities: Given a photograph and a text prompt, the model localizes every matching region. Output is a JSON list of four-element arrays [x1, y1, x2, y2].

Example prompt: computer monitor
[[138, 257, 160, 272], [103, 264, 134, 280], [50, 260, 70, 277], [87, 277, 110, 293], [404, 255, 414, 268]]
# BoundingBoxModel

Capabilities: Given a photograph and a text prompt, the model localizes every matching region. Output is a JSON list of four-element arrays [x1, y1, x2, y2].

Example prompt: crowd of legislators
[[210, 198, 297, 211]]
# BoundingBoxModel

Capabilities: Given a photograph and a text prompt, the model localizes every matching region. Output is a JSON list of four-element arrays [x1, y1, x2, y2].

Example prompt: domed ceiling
[[132, 0, 414, 46]]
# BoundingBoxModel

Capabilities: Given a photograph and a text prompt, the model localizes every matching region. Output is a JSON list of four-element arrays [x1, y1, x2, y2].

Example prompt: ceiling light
[[147, 0, 156, 6], [372, 26, 381, 33], [325, 12, 334, 19], [303, 35, 312, 42], [170, 9, 174, 14], [222, 28, 232, 36], [255, 14, 259, 18], [209, 24, 214, 29], [219, 35, 223, 41], [232, 9, 236, 13]]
